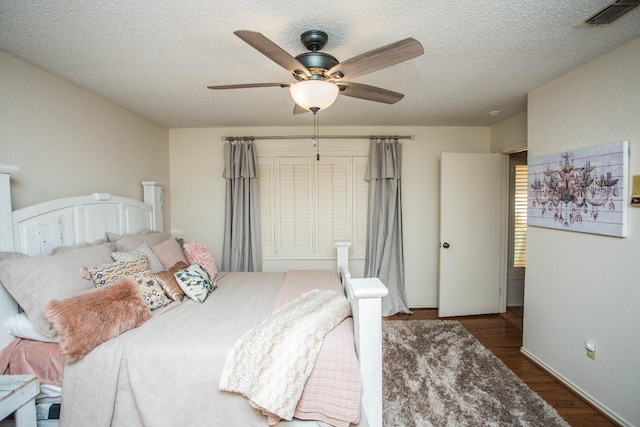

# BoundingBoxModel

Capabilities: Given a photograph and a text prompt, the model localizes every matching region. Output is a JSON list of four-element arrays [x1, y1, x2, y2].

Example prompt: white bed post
[[142, 181, 164, 232], [0, 164, 19, 252], [334, 242, 388, 427]]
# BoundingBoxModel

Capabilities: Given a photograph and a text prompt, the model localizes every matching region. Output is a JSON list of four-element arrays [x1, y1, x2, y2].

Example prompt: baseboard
[[520, 347, 631, 427]]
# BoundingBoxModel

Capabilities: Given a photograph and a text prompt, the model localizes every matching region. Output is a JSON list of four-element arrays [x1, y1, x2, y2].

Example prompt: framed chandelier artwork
[[528, 140, 629, 237]]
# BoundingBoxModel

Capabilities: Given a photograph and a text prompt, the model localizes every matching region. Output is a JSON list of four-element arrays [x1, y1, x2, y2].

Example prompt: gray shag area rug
[[382, 320, 570, 427]]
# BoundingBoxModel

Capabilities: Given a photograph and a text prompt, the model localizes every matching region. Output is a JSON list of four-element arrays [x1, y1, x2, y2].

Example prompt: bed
[[0, 164, 388, 427]]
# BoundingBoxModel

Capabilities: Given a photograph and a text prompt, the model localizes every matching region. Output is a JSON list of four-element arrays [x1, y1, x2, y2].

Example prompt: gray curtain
[[364, 137, 411, 316], [222, 139, 262, 272]]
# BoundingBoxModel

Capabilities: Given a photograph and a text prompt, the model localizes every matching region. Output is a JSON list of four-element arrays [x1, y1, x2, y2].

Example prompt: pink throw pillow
[[183, 240, 218, 279], [151, 238, 188, 269], [44, 277, 152, 363]]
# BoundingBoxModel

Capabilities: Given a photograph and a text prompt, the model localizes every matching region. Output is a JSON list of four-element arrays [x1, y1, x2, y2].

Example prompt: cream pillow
[[0, 243, 115, 337], [111, 243, 164, 273]]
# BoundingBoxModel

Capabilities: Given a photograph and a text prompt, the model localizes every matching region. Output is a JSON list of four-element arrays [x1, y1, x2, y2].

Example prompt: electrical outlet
[[585, 340, 597, 360]]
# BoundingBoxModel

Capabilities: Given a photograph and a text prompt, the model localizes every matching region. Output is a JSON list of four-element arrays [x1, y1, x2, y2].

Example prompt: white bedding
[[61, 271, 285, 427], [60, 270, 362, 427]]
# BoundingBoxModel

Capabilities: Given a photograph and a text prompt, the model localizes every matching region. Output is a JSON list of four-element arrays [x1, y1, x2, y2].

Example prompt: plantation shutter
[[277, 157, 314, 255], [316, 157, 351, 256], [513, 164, 528, 267], [258, 153, 368, 257]]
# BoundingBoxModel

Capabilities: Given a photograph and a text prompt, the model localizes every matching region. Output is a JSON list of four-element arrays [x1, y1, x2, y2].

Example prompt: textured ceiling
[[1, 1, 639, 128]]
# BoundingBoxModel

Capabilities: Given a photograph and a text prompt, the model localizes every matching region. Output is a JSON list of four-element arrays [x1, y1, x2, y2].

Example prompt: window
[[511, 155, 528, 268], [259, 155, 368, 258]]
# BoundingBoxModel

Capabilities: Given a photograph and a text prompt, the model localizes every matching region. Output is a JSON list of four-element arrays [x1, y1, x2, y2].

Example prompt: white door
[[438, 152, 508, 317]]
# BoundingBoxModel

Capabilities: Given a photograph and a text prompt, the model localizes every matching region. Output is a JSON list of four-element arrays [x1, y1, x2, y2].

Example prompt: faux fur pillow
[[183, 240, 218, 279], [44, 277, 152, 363]]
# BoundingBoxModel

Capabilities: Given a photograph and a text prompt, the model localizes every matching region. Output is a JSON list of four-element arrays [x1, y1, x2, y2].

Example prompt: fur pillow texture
[[44, 277, 152, 363], [183, 240, 218, 279]]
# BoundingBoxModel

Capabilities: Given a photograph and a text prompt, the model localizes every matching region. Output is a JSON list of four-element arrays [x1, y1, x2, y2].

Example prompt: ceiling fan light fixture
[[289, 80, 339, 111]]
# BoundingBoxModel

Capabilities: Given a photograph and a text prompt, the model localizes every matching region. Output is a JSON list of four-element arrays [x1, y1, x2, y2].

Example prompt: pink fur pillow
[[44, 277, 152, 363], [183, 240, 218, 279]]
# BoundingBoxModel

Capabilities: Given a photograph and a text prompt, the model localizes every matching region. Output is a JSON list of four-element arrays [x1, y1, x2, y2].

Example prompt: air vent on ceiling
[[577, 0, 640, 26]]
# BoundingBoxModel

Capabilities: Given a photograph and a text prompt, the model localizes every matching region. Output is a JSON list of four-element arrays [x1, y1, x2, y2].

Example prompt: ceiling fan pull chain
[[313, 111, 320, 161]]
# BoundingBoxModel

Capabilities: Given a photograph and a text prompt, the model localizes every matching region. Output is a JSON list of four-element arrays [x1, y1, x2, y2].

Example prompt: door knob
[[442, 242, 450, 248]]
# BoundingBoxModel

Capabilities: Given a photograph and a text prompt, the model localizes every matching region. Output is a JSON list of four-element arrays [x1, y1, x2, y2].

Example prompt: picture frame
[[528, 140, 629, 237]]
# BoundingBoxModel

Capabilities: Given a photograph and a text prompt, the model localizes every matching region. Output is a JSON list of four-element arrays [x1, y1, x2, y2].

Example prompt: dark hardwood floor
[[384, 308, 617, 427]]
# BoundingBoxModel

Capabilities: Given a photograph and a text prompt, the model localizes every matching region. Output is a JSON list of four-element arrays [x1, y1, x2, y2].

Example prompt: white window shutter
[[316, 157, 351, 256], [276, 157, 314, 255]]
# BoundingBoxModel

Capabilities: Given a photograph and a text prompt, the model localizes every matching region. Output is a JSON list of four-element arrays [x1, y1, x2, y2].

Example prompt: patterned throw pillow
[[174, 264, 216, 303], [87, 256, 151, 287], [111, 243, 164, 273], [183, 240, 218, 279], [131, 271, 172, 310]]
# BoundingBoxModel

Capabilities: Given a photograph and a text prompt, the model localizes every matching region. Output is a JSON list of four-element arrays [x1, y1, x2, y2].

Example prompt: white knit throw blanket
[[219, 289, 351, 421]]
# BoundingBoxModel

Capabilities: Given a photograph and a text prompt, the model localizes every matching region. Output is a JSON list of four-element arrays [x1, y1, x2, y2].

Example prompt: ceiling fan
[[207, 30, 424, 114]]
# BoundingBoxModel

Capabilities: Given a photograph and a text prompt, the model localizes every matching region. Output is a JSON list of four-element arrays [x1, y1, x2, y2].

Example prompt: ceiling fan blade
[[328, 38, 423, 80], [234, 30, 311, 78], [293, 103, 308, 114], [207, 82, 292, 90], [338, 82, 405, 104]]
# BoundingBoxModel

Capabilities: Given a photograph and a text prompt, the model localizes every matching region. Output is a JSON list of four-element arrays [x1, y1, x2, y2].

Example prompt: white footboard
[[335, 242, 388, 427]]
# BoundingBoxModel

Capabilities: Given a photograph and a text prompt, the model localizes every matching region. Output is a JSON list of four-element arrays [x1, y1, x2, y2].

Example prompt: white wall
[[0, 51, 171, 227], [490, 112, 528, 306], [169, 126, 490, 308], [490, 111, 527, 154], [524, 36, 640, 425]]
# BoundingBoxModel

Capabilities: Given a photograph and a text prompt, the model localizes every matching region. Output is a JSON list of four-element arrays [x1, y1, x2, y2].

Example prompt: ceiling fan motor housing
[[294, 30, 339, 79], [300, 30, 329, 51]]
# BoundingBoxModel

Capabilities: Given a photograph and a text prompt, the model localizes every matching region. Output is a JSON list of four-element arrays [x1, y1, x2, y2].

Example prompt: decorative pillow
[[154, 261, 189, 302], [130, 271, 172, 310], [108, 231, 172, 253], [44, 239, 106, 256], [151, 238, 188, 269], [174, 264, 216, 303], [0, 251, 29, 262], [183, 240, 218, 279], [0, 243, 115, 337], [111, 243, 164, 273], [4, 312, 59, 343], [44, 277, 152, 363], [86, 256, 151, 287]]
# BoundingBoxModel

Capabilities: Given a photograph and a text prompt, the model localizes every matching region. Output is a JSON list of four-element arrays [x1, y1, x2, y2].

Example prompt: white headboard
[[0, 164, 164, 349], [0, 165, 164, 255]]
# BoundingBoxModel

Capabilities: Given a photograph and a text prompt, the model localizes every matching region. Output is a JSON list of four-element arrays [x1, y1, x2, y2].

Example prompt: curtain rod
[[221, 134, 414, 142]]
